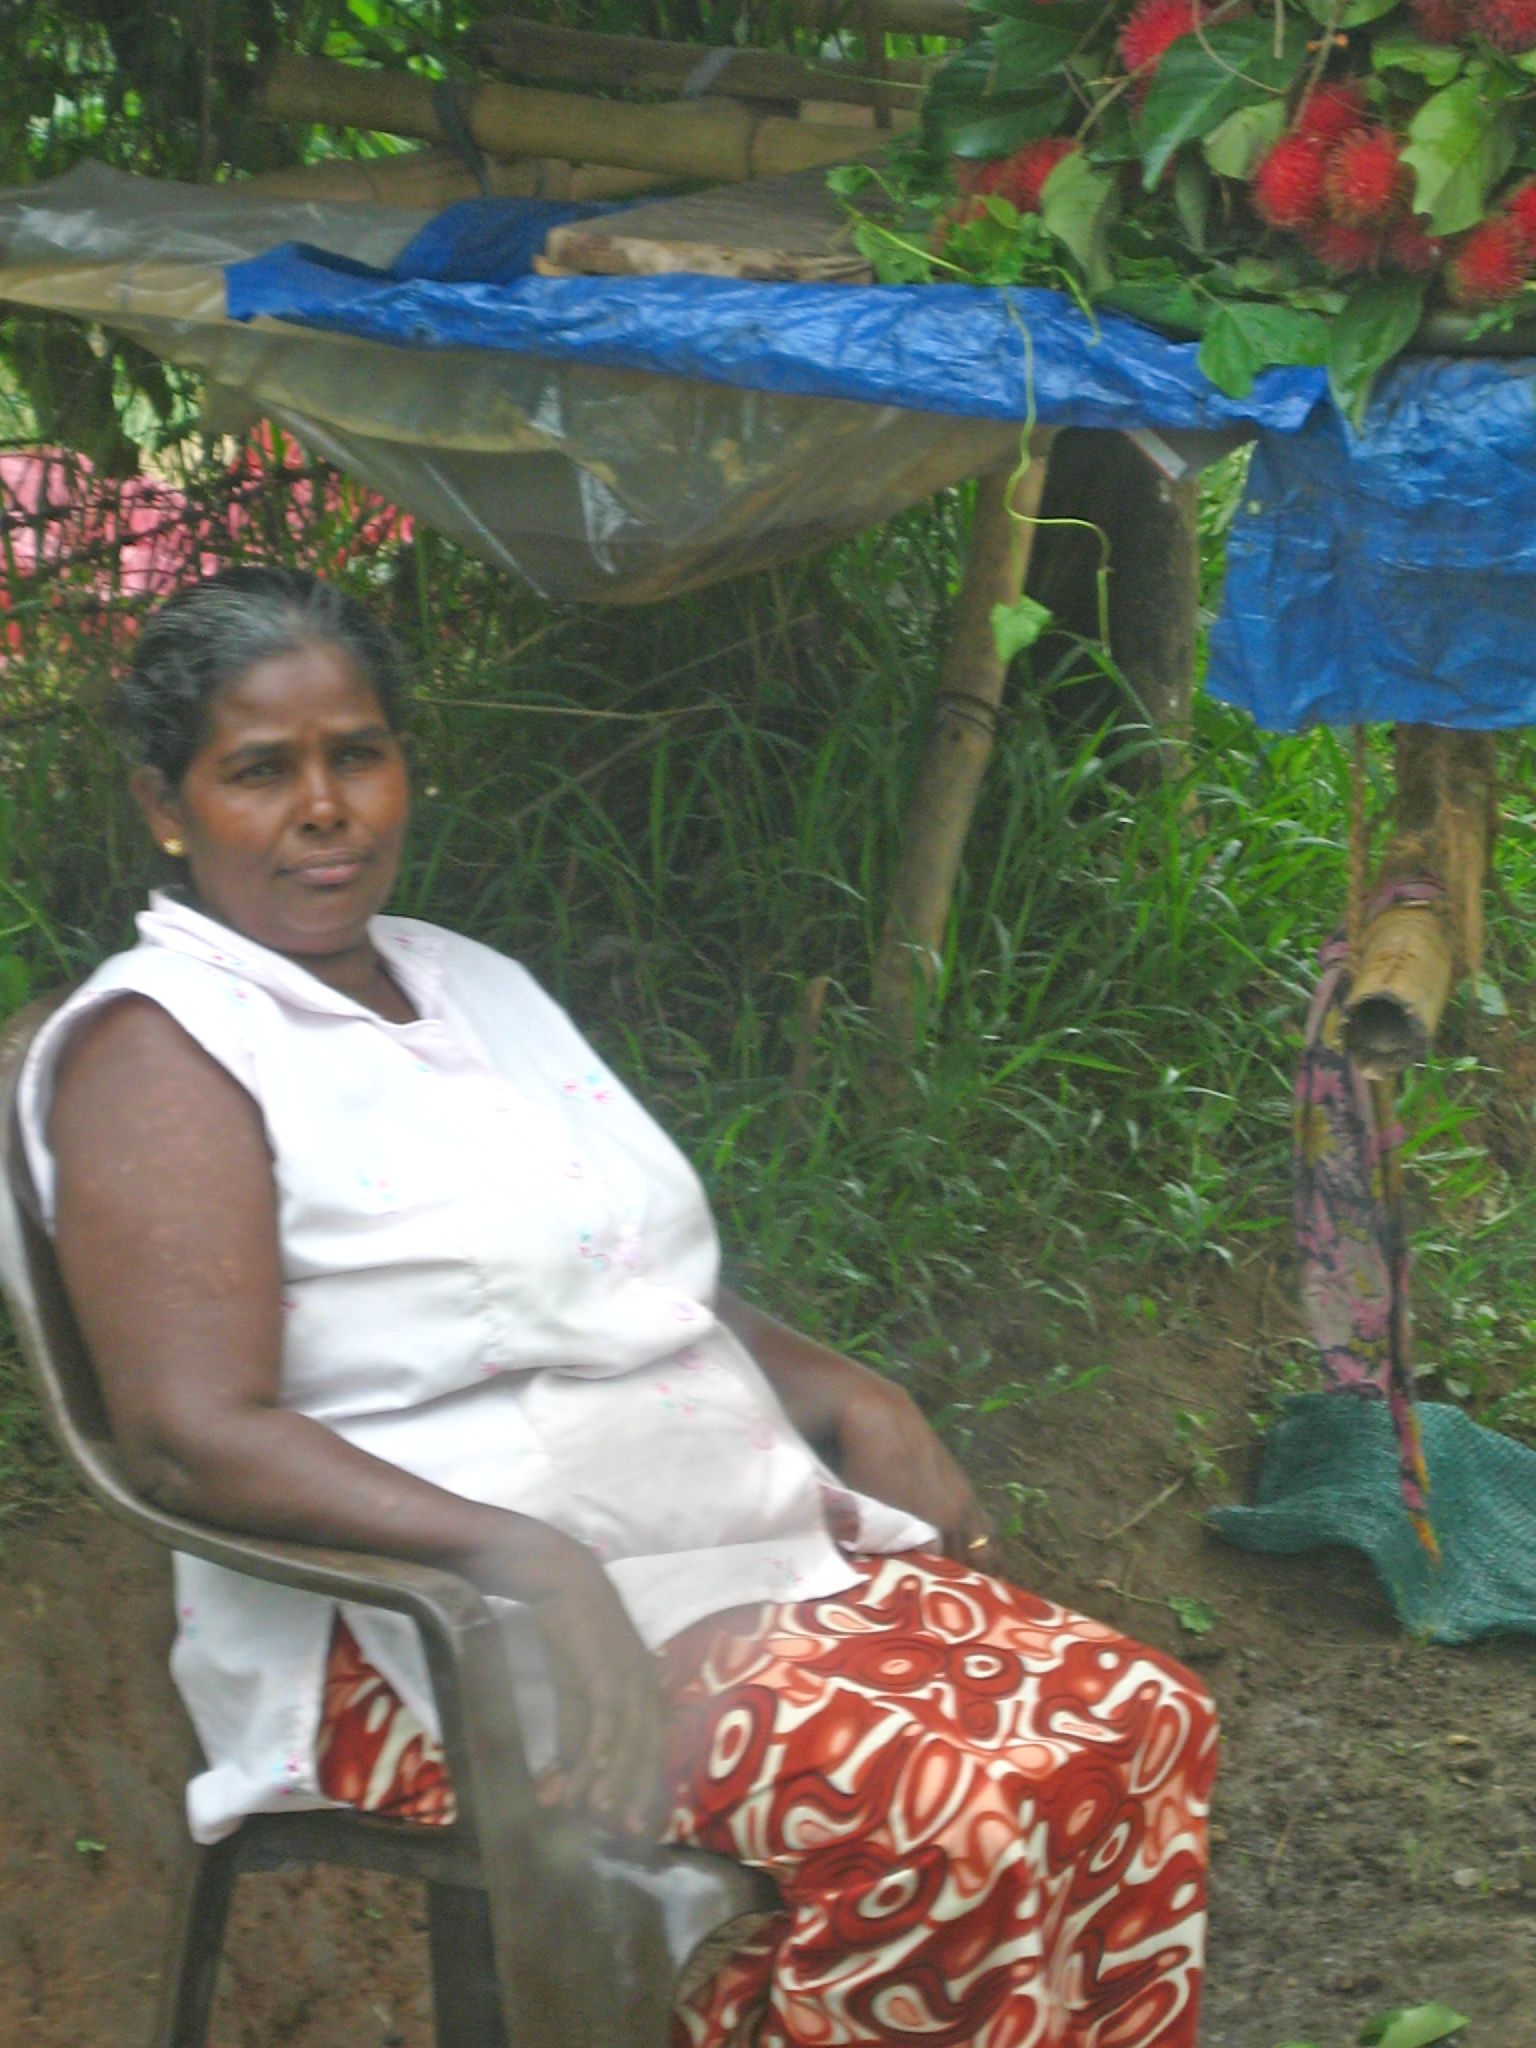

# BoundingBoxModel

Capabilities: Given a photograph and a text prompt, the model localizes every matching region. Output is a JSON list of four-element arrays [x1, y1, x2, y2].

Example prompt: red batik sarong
[[319, 1552, 1217, 2047]]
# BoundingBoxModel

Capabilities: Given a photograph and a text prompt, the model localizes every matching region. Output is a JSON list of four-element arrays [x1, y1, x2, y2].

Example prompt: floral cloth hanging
[[1293, 876, 1443, 1560]]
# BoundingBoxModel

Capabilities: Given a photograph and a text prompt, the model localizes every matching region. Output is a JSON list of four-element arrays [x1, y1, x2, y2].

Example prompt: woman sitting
[[21, 567, 1217, 2047]]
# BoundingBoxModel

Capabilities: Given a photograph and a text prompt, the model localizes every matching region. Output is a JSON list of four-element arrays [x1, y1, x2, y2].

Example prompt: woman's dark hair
[[118, 566, 408, 783]]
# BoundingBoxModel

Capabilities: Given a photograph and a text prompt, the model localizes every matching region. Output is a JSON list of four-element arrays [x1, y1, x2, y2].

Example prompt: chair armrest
[[125, 1499, 546, 1838], [129, 1506, 496, 1634]]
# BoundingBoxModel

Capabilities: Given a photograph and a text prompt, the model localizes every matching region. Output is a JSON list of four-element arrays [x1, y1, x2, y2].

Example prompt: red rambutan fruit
[[1384, 219, 1444, 275], [1294, 82, 1369, 145], [1502, 179, 1536, 257], [1470, 0, 1536, 46], [1410, 0, 1471, 37], [967, 136, 1080, 215], [1118, 0, 1202, 77], [1448, 218, 1531, 304], [1309, 221, 1381, 273], [1252, 135, 1328, 230], [1324, 128, 1410, 227]]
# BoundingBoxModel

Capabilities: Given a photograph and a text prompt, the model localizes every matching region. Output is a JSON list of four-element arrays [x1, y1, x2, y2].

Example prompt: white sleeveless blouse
[[21, 894, 934, 1842]]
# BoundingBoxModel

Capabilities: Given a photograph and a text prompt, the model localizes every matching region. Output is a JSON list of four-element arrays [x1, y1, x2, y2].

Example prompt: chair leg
[[150, 1833, 241, 2048], [428, 1882, 507, 2047]]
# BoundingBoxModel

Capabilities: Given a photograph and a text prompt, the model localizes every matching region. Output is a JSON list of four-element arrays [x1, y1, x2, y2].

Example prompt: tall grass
[[4, 459, 1535, 1530]]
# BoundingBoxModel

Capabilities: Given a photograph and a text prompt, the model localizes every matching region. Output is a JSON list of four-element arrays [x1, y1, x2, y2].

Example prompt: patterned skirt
[[318, 1552, 1217, 2047]]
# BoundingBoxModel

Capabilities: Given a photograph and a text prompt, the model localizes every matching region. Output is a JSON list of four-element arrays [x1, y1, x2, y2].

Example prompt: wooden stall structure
[[242, 10, 1358, 1059]]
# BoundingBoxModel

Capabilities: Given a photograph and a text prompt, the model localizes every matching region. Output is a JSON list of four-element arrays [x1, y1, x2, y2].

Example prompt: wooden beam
[[871, 445, 1055, 1043], [254, 54, 886, 183], [242, 148, 667, 207], [465, 15, 928, 108]]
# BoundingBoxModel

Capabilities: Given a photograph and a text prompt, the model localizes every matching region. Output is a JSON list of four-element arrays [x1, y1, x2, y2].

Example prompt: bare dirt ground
[[1, 1259, 1532, 2048]]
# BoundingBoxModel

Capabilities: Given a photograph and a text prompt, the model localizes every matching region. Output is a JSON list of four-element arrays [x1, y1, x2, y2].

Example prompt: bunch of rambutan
[[1250, 86, 1536, 304], [1410, 0, 1536, 46], [1116, 0, 1205, 79], [959, 137, 1080, 218], [1251, 90, 1426, 274]]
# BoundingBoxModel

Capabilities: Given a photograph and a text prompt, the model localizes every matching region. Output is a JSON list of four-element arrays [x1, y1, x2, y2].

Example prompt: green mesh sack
[[1208, 1395, 1536, 1644]]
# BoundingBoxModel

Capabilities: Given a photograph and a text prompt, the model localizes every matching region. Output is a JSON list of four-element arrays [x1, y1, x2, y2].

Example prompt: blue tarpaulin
[[228, 234, 1327, 433], [5, 164, 1527, 729], [223, 200, 1536, 733]]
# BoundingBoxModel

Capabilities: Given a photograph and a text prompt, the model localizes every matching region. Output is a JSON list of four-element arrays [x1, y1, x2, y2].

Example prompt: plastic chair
[[0, 993, 778, 2048]]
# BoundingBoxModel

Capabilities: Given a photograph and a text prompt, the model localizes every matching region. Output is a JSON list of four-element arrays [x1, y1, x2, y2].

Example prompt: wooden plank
[[466, 15, 929, 109], [542, 166, 876, 283]]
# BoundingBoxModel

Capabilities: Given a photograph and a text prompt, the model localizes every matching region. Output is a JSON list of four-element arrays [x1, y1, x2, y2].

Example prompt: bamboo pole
[[1342, 726, 1497, 1078], [242, 148, 667, 207], [253, 54, 886, 182], [871, 445, 1055, 1042], [465, 16, 928, 107]]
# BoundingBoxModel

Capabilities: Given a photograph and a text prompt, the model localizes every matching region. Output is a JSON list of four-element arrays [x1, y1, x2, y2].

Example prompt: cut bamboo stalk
[[871, 443, 1054, 1042], [254, 54, 887, 182], [242, 148, 667, 206], [465, 15, 929, 108], [1343, 726, 1497, 1078]]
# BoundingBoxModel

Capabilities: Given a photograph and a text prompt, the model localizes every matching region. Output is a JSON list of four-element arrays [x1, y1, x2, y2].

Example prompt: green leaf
[[1218, 251, 1307, 295], [1138, 18, 1305, 189], [1098, 277, 1208, 334], [1473, 973, 1510, 1017], [1167, 1595, 1217, 1635], [992, 594, 1054, 661], [990, 5, 1098, 88], [921, 38, 1076, 160], [1304, 0, 1400, 23], [1403, 77, 1517, 234], [1202, 98, 1288, 180], [0, 953, 30, 1012], [1357, 2005, 1470, 2048], [1173, 153, 1212, 253], [1198, 300, 1330, 397], [1327, 273, 1427, 427], [1040, 151, 1118, 292], [1372, 34, 1466, 86]]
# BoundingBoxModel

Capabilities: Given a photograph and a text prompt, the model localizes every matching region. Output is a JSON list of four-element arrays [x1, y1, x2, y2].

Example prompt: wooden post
[[871, 446, 1053, 1042], [1343, 725, 1497, 1078], [1021, 427, 1199, 780], [253, 54, 887, 182]]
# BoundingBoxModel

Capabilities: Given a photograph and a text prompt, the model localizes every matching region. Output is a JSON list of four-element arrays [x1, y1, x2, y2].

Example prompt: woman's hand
[[465, 1523, 666, 1840], [832, 1372, 996, 1570], [716, 1290, 996, 1571]]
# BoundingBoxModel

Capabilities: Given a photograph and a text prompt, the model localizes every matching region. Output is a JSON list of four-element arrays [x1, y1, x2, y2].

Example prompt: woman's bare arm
[[50, 996, 662, 1832], [715, 1287, 994, 1564]]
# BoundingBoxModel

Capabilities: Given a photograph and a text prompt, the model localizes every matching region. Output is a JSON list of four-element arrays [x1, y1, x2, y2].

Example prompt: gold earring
[[162, 838, 185, 858]]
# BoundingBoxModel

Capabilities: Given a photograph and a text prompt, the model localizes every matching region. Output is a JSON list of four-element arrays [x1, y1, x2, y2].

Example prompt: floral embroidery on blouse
[[561, 1070, 614, 1105]]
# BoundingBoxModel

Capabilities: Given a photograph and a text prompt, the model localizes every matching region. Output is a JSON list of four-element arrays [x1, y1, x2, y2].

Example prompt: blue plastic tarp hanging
[[9, 168, 1536, 724], [1208, 355, 1536, 730]]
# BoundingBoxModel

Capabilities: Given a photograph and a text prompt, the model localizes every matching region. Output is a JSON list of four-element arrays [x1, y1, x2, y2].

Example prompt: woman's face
[[132, 638, 410, 970]]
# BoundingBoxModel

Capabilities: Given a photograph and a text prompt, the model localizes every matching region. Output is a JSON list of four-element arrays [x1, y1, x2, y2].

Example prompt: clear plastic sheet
[[0, 166, 1019, 603]]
